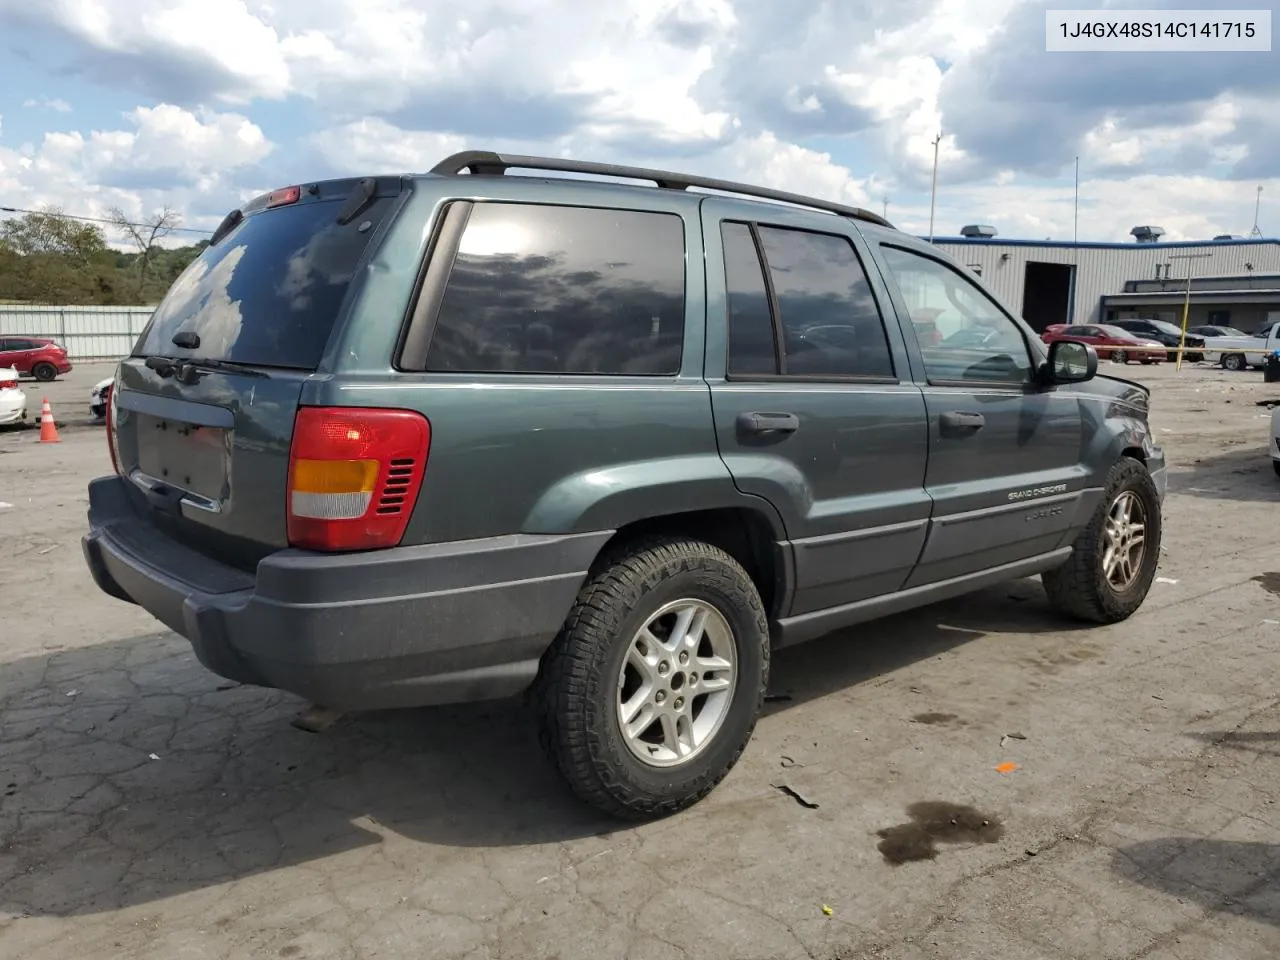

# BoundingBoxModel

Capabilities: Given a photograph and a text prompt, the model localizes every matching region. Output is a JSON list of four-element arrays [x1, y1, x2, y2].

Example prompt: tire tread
[[532, 536, 769, 821], [1042, 457, 1162, 624]]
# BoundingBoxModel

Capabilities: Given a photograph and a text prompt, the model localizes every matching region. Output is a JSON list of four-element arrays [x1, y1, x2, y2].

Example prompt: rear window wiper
[[144, 355, 268, 383]]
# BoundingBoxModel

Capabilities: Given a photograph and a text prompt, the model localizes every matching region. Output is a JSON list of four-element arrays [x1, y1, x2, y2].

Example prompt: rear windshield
[[134, 196, 395, 369]]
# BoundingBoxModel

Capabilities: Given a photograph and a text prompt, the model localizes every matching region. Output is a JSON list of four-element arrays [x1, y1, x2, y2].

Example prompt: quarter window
[[426, 203, 687, 375]]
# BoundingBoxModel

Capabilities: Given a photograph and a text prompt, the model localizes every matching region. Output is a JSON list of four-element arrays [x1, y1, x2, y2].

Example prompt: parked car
[[90, 377, 114, 419], [1200, 321, 1280, 372], [0, 366, 27, 426], [82, 151, 1168, 820], [1271, 404, 1280, 478], [1041, 324, 1165, 364], [0, 336, 73, 381], [1188, 324, 1249, 339], [1108, 319, 1205, 362]]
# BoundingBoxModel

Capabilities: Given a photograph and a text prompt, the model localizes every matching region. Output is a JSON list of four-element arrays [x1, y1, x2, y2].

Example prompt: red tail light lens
[[286, 407, 430, 552], [105, 384, 121, 475], [0, 379, 15, 390]]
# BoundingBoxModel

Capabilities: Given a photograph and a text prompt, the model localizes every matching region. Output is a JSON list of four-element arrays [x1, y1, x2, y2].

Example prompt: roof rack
[[429, 150, 894, 229]]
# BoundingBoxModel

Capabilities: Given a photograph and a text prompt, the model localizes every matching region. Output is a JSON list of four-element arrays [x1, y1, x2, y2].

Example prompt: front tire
[[1042, 458, 1162, 624], [533, 537, 769, 820], [1112, 349, 1128, 364]]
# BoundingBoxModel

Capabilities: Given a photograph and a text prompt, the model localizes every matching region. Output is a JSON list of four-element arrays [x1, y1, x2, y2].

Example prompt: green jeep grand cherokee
[[84, 151, 1167, 819]]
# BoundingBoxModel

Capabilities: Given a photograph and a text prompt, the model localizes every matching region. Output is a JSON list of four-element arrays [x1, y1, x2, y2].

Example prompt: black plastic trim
[[396, 200, 473, 371]]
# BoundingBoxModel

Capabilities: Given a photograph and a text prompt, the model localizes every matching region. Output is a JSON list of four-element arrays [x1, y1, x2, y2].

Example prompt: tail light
[[286, 406, 430, 552], [105, 384, 121, 475], [0, 378, 15, 390]]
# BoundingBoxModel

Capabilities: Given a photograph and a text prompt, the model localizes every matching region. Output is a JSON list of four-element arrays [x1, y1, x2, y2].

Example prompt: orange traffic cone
[[39, 398, 60, 443]]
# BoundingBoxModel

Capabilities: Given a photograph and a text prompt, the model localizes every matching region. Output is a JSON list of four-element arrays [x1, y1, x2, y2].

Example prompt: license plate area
[[135, 415, 230, 503]]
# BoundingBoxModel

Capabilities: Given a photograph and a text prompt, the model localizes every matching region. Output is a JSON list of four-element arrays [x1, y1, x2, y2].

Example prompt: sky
[[0, 0, 1276, 248]]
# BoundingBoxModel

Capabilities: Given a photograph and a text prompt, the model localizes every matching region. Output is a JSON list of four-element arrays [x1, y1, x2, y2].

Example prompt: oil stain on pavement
[[1252, 573, 1280, 597], [876, 801, 1004, 865]]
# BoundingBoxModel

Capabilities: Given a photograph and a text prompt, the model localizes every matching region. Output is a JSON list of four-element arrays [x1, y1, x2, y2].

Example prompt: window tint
[[879, 245, 1033, 384], [425, 203, 686, 375], [136, 197, 396, 369], [756, 226, 894, 378], [721, 222, 777, 376]]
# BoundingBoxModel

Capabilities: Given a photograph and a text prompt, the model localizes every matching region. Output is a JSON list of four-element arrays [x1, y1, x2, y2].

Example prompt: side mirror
[[1044, 339, 1097, 384]]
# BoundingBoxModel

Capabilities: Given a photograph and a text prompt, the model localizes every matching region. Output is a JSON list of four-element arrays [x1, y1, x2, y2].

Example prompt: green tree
[[0, 208, 207, 305]]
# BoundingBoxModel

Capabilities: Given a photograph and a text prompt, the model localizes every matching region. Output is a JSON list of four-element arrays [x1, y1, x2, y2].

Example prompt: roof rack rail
[[429, 150, 894, 229]]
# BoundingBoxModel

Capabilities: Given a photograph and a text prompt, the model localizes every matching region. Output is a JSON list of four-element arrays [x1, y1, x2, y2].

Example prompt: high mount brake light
[[286, 407, 430, 552], [266, 185, 302, 208]]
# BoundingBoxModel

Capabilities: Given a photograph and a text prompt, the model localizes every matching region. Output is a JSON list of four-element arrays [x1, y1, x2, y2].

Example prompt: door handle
[[737, 412, 800, 434], [939, 411, 985, 436]]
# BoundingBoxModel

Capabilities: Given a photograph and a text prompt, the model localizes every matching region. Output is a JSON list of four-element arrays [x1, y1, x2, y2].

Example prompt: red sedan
[[0, 336, 74, 381], [1041, 324, 1165, 365]]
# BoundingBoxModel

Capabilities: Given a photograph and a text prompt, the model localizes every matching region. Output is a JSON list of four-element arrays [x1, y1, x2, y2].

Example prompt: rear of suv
[[84, 151, 1167, 819]]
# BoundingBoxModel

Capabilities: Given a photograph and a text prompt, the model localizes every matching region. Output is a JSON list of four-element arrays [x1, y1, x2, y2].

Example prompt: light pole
[[927, 131, 941, 243], [1073, 156, 1079, 245], [1168, 251, 1211, 371]]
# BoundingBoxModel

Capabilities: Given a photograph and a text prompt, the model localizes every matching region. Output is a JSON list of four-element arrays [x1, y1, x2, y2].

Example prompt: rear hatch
[[112, 176, 404, 570]]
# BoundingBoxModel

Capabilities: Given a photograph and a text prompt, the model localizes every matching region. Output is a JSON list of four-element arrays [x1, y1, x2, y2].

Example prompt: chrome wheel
[[1102, 490, 1146, 591], [616, 598, 737, 768]]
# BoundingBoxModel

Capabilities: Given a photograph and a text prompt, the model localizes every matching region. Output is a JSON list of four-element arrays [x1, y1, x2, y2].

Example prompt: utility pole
[[883, 195, 889, 220], [1073, 156, 1080, 245], [1070, 155, 1080, 324], [927, 131, 942, 243], [1169, 252, 1212, 371], [1249, 185, 1263, 239]]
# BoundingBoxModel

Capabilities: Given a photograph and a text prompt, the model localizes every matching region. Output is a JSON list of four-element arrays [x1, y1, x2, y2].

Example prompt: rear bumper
[[82, 476, 610, 709]]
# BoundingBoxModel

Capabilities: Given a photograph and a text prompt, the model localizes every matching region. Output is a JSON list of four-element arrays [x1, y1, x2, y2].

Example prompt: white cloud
[[23, 97, 72, 113], [308, 119, 468, 175], [9, 0, 290, 103], [1, 0, 1276, 247], [0, 104, 273, 242], [706, 131, 873, 209], [1081, 96, 1245, 171]]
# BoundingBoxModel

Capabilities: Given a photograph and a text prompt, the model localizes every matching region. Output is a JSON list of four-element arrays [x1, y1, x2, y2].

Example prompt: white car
[[1272, 405, 1280, 479], [90, 377, 114, 420], [0, 366, 28, 426]]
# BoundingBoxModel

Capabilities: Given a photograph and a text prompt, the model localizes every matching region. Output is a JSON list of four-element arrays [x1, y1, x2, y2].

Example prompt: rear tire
[[1112, 349, 1128, 364], [533, 537, 769, 820], [1222, 353, 1246, 372], [32, 362, 56, 382], [1042, 458, 1162, 624], [1273, 461, 1280, 479]]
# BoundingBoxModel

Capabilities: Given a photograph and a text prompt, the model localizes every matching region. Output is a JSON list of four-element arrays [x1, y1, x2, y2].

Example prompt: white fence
[[0, 305, 155, 360]]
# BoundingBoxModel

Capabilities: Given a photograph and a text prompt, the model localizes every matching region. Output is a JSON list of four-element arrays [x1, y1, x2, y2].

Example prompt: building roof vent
[[960, 224, 998, 238], [1212, 234, 1241, 241], [1130, 225, 1166, 243]]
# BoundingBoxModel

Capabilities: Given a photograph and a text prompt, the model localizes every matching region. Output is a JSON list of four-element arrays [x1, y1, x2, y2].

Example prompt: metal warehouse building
[[930, 230, 1280, 335]]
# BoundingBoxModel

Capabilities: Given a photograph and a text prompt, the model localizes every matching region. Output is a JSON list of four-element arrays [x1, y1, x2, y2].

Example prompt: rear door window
[[134, 196, 397, 370], [425, 202, 687, 375]]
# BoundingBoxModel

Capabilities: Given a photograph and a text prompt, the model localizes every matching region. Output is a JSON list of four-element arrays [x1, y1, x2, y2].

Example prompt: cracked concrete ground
[[2, 361, 1278, 960]]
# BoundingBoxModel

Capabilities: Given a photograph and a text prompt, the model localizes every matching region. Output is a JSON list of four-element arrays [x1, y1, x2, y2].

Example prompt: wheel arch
[[589, 506, 792, 621]]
